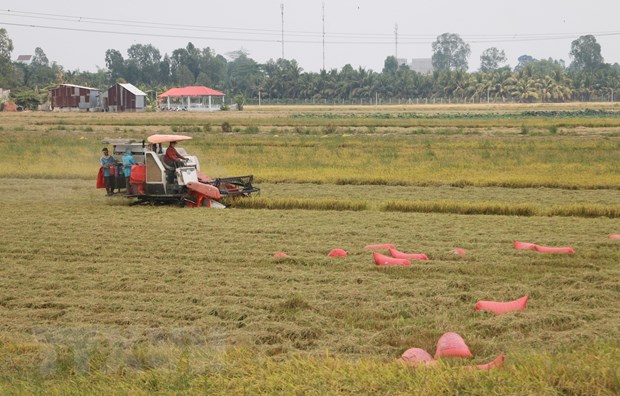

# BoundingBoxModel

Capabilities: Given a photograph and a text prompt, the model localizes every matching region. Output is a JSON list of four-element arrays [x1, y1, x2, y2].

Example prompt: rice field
[[0, 104, 619, 394]]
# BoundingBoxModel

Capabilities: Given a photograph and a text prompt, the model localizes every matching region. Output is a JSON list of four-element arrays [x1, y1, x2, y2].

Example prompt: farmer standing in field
[[100, 147, 116, 196], [122, 148, 136, 195]]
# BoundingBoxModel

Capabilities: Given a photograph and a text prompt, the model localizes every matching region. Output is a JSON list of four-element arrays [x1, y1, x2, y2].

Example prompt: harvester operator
[[164, 141, 187, 168]]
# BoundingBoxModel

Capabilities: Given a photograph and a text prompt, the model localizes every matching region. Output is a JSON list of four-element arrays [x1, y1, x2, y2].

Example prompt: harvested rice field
[[0, 104, 618, 394]]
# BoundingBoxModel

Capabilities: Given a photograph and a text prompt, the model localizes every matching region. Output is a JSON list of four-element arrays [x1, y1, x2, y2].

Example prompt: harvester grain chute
[[100, 134, 259, 208]]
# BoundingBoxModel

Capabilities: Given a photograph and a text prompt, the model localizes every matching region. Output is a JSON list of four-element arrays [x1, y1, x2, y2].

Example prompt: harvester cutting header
[[98, 134, 259, 208]]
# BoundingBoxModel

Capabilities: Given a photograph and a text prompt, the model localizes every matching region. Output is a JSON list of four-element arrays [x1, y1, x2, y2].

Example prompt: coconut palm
[[489, 67, 513, 102], [508, 77, 541, 103]]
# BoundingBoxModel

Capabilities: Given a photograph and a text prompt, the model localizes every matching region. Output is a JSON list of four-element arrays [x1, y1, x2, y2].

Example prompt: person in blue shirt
[[122, 148, 136, 195], [100, 147, 117, 195]]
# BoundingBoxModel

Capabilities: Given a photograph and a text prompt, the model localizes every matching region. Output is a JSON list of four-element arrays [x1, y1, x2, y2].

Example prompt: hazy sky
[[2, 1, 620, 73]]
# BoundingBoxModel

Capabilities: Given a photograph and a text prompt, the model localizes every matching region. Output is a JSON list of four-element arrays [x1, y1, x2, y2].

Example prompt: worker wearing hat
[[100, 147, 117, 195], [122, 147, 136, 195], [164, 141, 188, 168]]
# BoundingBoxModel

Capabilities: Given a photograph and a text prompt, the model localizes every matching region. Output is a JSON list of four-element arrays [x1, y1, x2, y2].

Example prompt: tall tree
[[170, 42, 201, 84], [514, 55, 535, 71], [32, 47, 49, 66], [569, 35, 604, 71], [193, 47, 227, 89], [0, 28, 15, 88], [105, 49, 126, 83], [27, 47, 55, 88], [338, 64, 358, 99], [479, 47, 507, 72], [176, 65, 195, 86], [127, 43, 161, 85], [227, 53, 263, 97], [382, 56, 399, 74], [159, 54, 171, 85], [431, 33, 471, 71]]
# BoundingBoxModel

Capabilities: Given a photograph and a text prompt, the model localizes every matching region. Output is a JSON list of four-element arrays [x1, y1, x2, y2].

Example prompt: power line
[[3, 8, 620, 43], [5, 21, 619, 47], [3, 9, 620, 47]]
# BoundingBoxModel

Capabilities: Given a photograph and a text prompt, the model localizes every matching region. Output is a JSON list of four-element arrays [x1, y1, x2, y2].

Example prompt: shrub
[[322, 124, 337, 134], [171, 125, 202, 133], [234, 95, 245, 111], [221, 122, 232, 133]]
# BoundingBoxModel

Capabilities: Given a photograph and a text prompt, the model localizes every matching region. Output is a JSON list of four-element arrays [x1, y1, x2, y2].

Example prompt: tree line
[[1, 28, 619, 109]]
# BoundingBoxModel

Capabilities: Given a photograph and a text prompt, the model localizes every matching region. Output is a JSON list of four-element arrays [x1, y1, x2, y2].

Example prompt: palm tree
[[351, 67, 374, 99], [490, 67, 513, 102], [467, 72, 491, 103], [317, 69, 338, 100], [508, 77, 541, 103], [452, 70, 469, 100]]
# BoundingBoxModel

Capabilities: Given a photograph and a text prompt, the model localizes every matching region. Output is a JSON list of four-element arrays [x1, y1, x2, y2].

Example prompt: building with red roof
[[158, 86, 226, 112]]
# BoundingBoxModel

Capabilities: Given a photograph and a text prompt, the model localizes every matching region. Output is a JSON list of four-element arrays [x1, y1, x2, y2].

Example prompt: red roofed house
[[158, 86, 225, 112]]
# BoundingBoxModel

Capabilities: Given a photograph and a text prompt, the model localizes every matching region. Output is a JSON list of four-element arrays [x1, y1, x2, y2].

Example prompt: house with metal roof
[[107, 83, 148, 112], [16, 55, 32, 64], [158, 86, 225, 111], [50, 84, 101, 111]]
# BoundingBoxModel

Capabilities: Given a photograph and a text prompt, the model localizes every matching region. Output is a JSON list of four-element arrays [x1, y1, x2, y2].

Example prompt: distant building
[[1, 88, 14, 111], [16, 55, 32, 64], [158, 86, 225, 112], [107, 83, 147, 112], [409, 58, 433, 74], [0, 88, 9, 101], [50, 84, 101, 111]]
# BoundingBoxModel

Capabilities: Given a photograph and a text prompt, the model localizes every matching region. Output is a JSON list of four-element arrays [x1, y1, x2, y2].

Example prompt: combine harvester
[[101, 134, 259, 208]]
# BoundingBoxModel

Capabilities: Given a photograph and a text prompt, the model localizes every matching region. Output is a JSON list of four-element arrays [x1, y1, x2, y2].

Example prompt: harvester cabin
[[158, 86, 225, 111], [50, 84, 101, 111], [107, 83, 147, 112]]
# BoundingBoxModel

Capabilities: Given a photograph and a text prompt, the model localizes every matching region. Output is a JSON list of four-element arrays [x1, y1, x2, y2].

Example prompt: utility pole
[[394, 24, 398, 60], [322, 2, 325, 70], [280, 4, 285, 59]]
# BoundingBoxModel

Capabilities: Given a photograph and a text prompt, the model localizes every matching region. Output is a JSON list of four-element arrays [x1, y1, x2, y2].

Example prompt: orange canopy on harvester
[[147, 134, 192, 144]]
